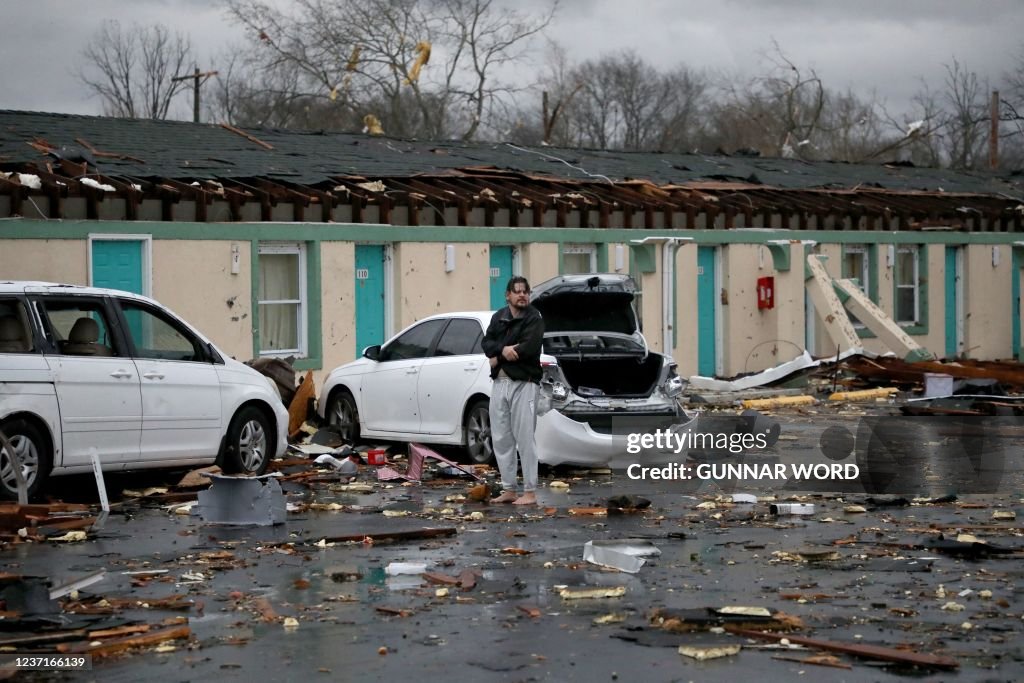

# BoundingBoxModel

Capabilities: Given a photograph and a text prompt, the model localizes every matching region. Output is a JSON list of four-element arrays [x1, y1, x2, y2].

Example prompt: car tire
[[0, 418, 52, 500], [464, 399, 494, 465], [221, 406, 272, 475], [327, 390, 360, 445]]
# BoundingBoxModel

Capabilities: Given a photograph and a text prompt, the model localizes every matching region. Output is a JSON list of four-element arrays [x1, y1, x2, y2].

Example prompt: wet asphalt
[[4, 410, 1024, 683]]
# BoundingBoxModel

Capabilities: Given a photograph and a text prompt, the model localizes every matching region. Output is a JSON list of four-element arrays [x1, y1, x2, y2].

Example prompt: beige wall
[[964, 244, 1012, 359], [5, 233, 1022, 385], [394, 242, 490, 329], [718, 243, 807, 377], [320, 241, 355, 384], [521, 242, 559, 286], [0, 240, 87, 284], [152, 241, 254, 361]]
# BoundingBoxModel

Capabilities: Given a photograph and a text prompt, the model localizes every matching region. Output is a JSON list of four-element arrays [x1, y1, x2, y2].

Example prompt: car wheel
[[464, 399, 494, 465], [327, 390, 360, 445], [221, 406, 272, 475], [0, 418, 52, 500]]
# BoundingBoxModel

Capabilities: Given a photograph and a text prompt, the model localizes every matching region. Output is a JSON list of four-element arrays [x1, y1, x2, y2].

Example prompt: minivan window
[[0, 298, 33, 354], [39, 299, 118, 357], [119, 300, 205, 362]]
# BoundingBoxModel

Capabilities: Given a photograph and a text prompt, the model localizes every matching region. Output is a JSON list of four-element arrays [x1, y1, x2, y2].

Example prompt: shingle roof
[[0, 109, 1022, 229], [1, 109, 1019, 196]]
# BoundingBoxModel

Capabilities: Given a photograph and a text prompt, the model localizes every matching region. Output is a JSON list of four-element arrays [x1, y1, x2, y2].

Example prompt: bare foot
[[492, 491, 517, 504], [513, 493, 537, 505]]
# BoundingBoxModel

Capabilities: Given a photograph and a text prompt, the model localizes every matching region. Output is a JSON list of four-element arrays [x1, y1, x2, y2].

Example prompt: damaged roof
[[1, 109, 1022, 229]]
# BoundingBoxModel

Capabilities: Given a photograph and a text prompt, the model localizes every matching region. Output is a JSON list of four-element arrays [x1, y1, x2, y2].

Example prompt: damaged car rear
[[531, 274, 695, 466]]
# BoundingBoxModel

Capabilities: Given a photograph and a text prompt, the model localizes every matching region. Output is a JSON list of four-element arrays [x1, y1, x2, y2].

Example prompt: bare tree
[[527, 50, 707, 152], [942, 59, 989, 170], [221, 0, 554, 139], [78, 20, 193, 119]]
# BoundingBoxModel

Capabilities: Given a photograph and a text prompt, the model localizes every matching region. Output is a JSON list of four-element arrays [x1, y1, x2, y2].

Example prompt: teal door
[[1014, 248, 1021, 360], [92, 240, 144, 294], [944, 246, 960, 359], [355, 245, 386, 358], [489, 246, 515, 310], [697, 246, 717, 376]]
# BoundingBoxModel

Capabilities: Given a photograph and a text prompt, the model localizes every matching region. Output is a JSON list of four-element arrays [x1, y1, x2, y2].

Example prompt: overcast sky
[[1, 0, 1022, 127]]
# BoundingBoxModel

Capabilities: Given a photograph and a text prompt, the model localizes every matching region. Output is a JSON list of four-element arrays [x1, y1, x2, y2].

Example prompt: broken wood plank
[[375, 606, 413, 617], [771, 654, 852, 670], [0, 630, 89, 648], [517, 605, 542, 618], [219, 123, 274, 150], [316, 527, 457, 544], [58, 624, 191, 658], [88, 625, 151, 639], [727, 627, 958, 670], [828, 387, 898, 401], [741, 395, 816, 410], [422, 571, 460, 586]]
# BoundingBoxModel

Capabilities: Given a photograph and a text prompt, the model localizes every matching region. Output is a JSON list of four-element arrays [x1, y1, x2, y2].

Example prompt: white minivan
[[0, 282, 289, 499]]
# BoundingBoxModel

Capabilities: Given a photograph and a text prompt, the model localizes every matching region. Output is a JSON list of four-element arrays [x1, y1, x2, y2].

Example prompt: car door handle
[[143, 371, 165, 380], [109, 369, 133, 379], [464, 364, 480, 372], [405, 368, 419, 375]]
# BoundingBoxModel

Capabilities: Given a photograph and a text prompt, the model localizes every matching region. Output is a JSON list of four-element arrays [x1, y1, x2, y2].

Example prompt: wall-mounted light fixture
[[614, 244, 625, 271], [444, 244, 456, 272], [886, 244, 895, 268], [230, 243, 241, 275], [992, 246, 1001, 267]]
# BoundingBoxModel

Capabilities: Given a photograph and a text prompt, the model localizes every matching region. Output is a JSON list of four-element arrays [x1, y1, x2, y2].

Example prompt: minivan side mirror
[[363, 344, 381, 361]]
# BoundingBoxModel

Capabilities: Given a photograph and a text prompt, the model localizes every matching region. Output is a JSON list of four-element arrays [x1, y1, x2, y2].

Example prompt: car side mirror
[[363, 344, 381, 361]]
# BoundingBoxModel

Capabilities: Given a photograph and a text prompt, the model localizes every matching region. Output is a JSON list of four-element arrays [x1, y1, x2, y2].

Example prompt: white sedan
[[317, 309, 697, 467]]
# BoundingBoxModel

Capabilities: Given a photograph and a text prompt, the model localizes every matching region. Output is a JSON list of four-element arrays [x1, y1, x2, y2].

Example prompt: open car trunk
[[555, 354, 663, 398]]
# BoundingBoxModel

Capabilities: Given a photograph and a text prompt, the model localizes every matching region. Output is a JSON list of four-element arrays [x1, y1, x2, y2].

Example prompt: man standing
[[482, 276, 544, 505]]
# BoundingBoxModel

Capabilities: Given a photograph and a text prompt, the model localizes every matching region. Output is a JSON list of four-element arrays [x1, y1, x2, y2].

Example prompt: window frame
[[257, 242, 309, 358], [379, 319, 447, 362], [114, 298, 212, 364], [562, 243, 598, 274], [32, 295, 124, 357], [432, 318, 485, 358], [893, 244, 928, 334], [842, 243, 872, 331]]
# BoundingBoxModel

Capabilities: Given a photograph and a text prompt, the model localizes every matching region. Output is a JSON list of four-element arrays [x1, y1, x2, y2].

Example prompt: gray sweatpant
[[490, 378, 538, 493]]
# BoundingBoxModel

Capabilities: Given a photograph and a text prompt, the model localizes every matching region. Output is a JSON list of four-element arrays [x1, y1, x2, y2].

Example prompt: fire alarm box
[[757, 276, 775, 310]]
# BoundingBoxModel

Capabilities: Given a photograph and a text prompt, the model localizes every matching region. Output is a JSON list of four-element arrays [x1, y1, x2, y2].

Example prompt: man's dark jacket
[[482, 305, 544, 383]]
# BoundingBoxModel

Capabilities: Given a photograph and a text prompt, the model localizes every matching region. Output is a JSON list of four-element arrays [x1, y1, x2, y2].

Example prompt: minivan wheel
[[464, 399, 494, 465], [327, 390, 360, 445], [0, 418, 52, 500], [221, 407, 271, 475]]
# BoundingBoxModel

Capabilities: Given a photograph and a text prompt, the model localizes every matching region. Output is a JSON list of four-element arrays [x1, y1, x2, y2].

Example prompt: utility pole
[[172, 67, 219, 123], [990, 90, 999, 170]]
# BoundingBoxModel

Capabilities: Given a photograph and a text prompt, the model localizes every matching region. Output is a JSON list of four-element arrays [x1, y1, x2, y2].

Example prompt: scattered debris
[[728, 627, 958, 670], [559, 586, 627, 600], [196, 473, 286, 526], [678, 644, 741, 661]]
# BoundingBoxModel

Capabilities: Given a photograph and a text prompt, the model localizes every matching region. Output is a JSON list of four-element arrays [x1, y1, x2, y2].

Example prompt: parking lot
[[1, 405, 1022, 682]]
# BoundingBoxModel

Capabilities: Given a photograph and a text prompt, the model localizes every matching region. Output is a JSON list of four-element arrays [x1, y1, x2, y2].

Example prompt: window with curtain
[[259, 243, 306, 356]]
